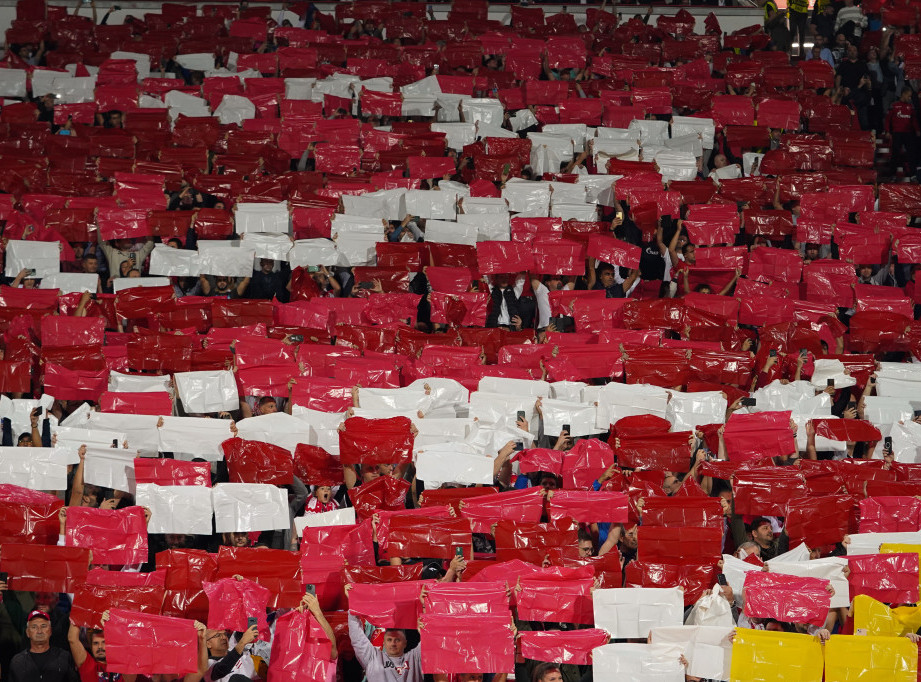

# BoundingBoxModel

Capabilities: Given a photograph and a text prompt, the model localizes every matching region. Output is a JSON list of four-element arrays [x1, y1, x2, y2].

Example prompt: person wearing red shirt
[[885, 86, 920, 179], [68, 620, 127, 682]]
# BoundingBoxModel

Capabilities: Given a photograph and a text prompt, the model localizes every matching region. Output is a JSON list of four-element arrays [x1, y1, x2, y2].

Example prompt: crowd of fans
[[0, 0, 920, 680]]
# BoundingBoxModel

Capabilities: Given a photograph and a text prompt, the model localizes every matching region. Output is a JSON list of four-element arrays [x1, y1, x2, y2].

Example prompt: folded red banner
[[71, 583, 166, 629], [512, 448, 565, 477], [723, 411, 796, 461], [547, 490, 629, 524], [494, 519, 579, 565], [0, 484, 64, 544], [812, 419, 882, 443], [293, 444, 344, 487], [105, 609, 198, 676], [343, 564, 425, 584], [418, 486, 500, 514], [375, 507, 454, 559], [348, 580, 430, 629], [639, 526, 723, 564], [743, 572, 830, 627], [65, 506, 148, 566], [562, 439, 616, 490], [387, 516, 473, 561], [133, 458, 212, 487], [847, 553, 920, 603], [518, 629, 609, 665], [517, 578, 594, 625], [587, 234, 641, 269], [642, 497, 723, 529], [270, 608, 337, 682], [221, 437, 294, 485], [616, 431, 693, 472], [423, 581, 510, 616], [624, 561, 716, 606], [347, 476, 411, 521], [477, 241, 533, 275], [732, 469, 809, 516], [859, 496, 921, 533], [157, 549, 218, 621], [99, 391, 173, 416], [784, 494, 854, 548], [459, 488, 545, 533], [0, 544, 90, 593], [419, 613, 515, 674], [202, 577, 272, 638], [339, 416, 414, 466]]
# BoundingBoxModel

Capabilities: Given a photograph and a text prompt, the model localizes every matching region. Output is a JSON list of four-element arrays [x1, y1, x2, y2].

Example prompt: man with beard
[[68, 619, 129, 682], [9, 609, 77, 682]]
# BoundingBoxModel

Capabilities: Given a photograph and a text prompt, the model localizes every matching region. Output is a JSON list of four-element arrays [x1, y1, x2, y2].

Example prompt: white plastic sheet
[[509, 108, 538, 132], [666, 391, 728, 432], [198, 247, 257, 277], [149, 245, 199, 277], [502, 182, 551, 216], [767, 557, 850, 608], [595, 383, 669, 431], [52, 427, 125, 454], [234, 412, 310, 453], [240, 232, 293, 261], [112, 277, 171, 293], [592, 643, 685, 682], [335, 234, 379, 266], [649, 626, 733, 681], [214, 94, 256, 125], [212, 483, 290, 532], [136, 483, 214, 535], [743, 152, 764, 176], [165, 90, 211, 118], [288, 239, 339, 268], [550, 381, 588, 403], [30, 69, 61, 98], [629, 119, 669, 147], [469, 392, 538, 430], [539, 398, 597, 437], [331, 215, 385, 237], [431, 123, 476, 151], [85, 412, 160, 456], [665, 133, 703, 158], [401, 95, 436, 117], [413, 418, 473, 451], [846, 532, 921, 555], [424, 219, 476, 246], [401, 189, 457, 220], [174, 370, 240, 413], [342, 194, 389, 219], [460, 98, 504, 127], [290, 407, 344, 455], [174, 53, 217, 71], [720, 554, 761, 608], [655, 150, 698, 182], [39, 273, 99, 294], [293, 508, 356, 535], [157, 416, 233, 462], [543, 124, 589, 152], [548, 182, 586, 205], [752, 379, 822, 412], [550, 203, 598, 221], [809, 359, 857, 390], [83, 444, 136, 492], [400, 75, 441, 97], [415, 445, 494, 487], [0, 69, 27, 98], [0, 446, 73, 490], [671, 116, 715, 149], [4, 240, 60, 279], [284, 77, 315, 100], [888, 420, 921, 463], [479, 377, 550, 398], [358, 387, 430, 412], [434, 94, 464, 122], [709, 164, 742, 182], [863, 396, 913, 426], [459, 212, 510, 242], [51, 75, 96, 104], [108, 372, 170, 394], [593, 587, 685, 639], [235, 202, 290, 234]]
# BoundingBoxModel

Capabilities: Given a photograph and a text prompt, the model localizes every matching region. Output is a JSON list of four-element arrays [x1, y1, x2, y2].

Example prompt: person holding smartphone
[[203, 622, 260, 682]]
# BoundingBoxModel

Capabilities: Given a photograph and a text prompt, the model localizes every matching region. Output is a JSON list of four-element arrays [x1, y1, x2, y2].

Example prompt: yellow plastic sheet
[[729, 628, 824, 682], [853, 595, 921, 638], [880, 543, 921, 592], [824, 634, 917, 682]]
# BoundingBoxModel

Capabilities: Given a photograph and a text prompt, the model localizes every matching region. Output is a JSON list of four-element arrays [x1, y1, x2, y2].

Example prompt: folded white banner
[[846, 532, 921, 555], [434, 95, 464, 122], [469, 391, 538, 429], [414, 418, 473, 451], [502, 182, 550, 217], [665, 133, 703, 158], [158, 416, 233, 462], [548, 182, 587, 204], [551, 202, 599, 222], [357, 77, 393, 94], [407, 378, 469, 410], [628, 119, 669, 146], [234, 412, 309, 453], [400, 75, 441, 97], [335, 234, 379, 267], [331, 215, 385, 238], [212, 483, 290, 532], [888, 420, 921, 464], [294, 507, 356, 535], [240, 232, 293, 261], [290, 407, 344, 455], [671, 116, 715, 148], [528, 133, 574, 161], [540, 398, 597, 437], [84, 444, 136, 492], [596, 383, 669, 430], [415, 446, 494, 487], [31, 69, 60, 98], [214, 94, 256, 125], [766, 557, 850, 608], [358, 387, 430, 412], [341, 194, 389, 219], [85, 412, 160, 456], [174, 370, 240, 413], [863, 396, 913, 426], [165, 90, 210, 118], [544, 124, 588, 151], [459, 212, 510, 242], [136, 483, 214, 535], [149, 245, 199, 277], [366, 189, 408, 222], [0, 69, 27, 98], [0, 446, 73, 490], [461, 98, 504, 127], [112, 277, 171, 293], [592, 643, 685, 682], [4, 240, 60, 279], [593, 587, 684, 639], [39, 273, 99, 294], [753, 379, 826, 413], [550, 381, 588, 403], [289, 239, 339, 268], [810, 359, 857, 390], [743, 152, 764, 177], [466, 423, 534, 457], [649, 626, 733, 681], [401, 190, 457, 221], [52, 427, 125, 454], [235, 202, 290, 235], [509, 109, 538, 133], [666, 391, 727, 432], [175, 53, 216, 71], [401, 95, 436, 117], [108, 371, 171, 394], [424, 219, 476, 246], [655, 150, 698, 182], [876, 376, 921, 411], [284, 77, 315, 100], [52, 75, 96, 104]]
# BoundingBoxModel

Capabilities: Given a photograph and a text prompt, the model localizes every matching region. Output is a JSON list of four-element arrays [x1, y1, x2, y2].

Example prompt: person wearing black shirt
[[9, 610, 77, 682]]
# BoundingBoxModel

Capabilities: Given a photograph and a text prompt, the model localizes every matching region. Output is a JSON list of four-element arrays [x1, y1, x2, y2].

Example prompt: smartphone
[[562, 424, 571, 435], [288, 334, 304, 343], [870, 376, 876, 384], [307, 265, 319, 273], [455, 546, 464, 558], [513, 441, 524, 451], [827, 378, 835, 387], [25, 269, 36, 276], [31, 407, 42, 418], [740, 398, 756, 407], [768, 349, 777, 357], [305, 584, 316, 597], [470, 280, 479, 289], [516, 410, 526, 422], [799, 349, 807, 358], [847, 401, 857, 411], [112, 438, 119, 447], [717, 573, 728, 586], [884, 436, 893, 451], [357, 281, 375, 290], [247, 616, 258, 630], [0, 572, 8, 584]]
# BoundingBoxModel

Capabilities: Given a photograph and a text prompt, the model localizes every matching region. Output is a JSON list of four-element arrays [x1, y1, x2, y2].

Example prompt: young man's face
[[91, 634, 106, 663], [752, 523, 774, 546], [578, 539, 594, 558]]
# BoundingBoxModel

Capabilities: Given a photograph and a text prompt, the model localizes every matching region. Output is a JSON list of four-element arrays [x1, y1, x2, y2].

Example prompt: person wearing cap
[[9, 609, 78, 682]]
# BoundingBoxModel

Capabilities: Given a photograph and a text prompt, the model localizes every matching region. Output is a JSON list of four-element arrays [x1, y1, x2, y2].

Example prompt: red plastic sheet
[[494, 519, 579, 564], [812, 419, 882, 443], [562, 439, 616, 490], [784, 494, 854, 548], [616, 431, 694, 472], [344, 564, 425, 585], [86, 569, 167, 587], [723, 411, 796, 461], [65, 506, 148, 566], [339, 416, 414, 466], [547, 490, 629, 524], [375, 507, 454, 559], [348, 476, 411, 520], [133, 459, 212, 487], [642, 497, 723, 529], [803, 259, 856, 308], [0, 543, 90, 593], [847, 553, 920, 603], [221, 437, 294, 485], [387, 516, 473, 561], [587, 234, 641, 269], [105, 609, 198, 677], [423, 581, 509, 616], [639, 526, 723, 564], [518, 629, 609, 665], [43, 363, 109, 402], [270, 608, 337, 682], [477, 241, 534, 274], [202, 577, 271, 638], [459, 488, 545, 533], [348, 580, 430, 628], [216, 546, 303, 609], [157, 549, 218, 621], [41, 315, 105, 348], [859, 497, 921, 533], [293, 444, 344, 487], [0, 360, 29, 392], [419, 486, 500, 514], [732, 469, 809, 516], [624, 561, 716, 606], [517, 578, 594, 625], [100, 391, 173, 416], [743, 572, 831, 627], [429, 291, 490, 327], [419, 613, 515, 674], [71, 582, 166, 628]]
